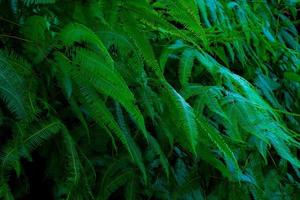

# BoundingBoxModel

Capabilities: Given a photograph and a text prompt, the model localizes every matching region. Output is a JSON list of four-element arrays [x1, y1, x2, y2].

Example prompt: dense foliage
[[0, 0, 300, 199]]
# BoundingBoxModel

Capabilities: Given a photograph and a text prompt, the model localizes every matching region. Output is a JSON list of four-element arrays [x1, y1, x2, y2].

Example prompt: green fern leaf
[[0, 120, 61, 177], [179, 48, 195, 87], [59, 23, 114, 66], [61, 127, 81, 198], [162, 82, 199, 155], [122, 12, 162, 77], [72, 48, 148, 140], [0, 52, 27, 119], [80, 87, 147, 182]]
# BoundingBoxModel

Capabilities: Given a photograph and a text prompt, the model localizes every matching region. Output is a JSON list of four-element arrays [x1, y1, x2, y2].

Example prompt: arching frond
[[0, 51, 37, 119]]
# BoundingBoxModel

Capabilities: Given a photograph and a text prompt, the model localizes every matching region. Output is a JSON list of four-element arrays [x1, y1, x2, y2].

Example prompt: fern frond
[[158, 0, 208, 48], [24, 120, 61, 151], [98, 158, 135, 200], [0, 51, 34, 119], [61, 127, 81, 199], [59, 23, 114, 66], [162, 82, 199, 155], [21, 15, 50, 64], [0, 119, 61, 177], [121, 11, 162, 77], [79, 87, 147, 182], [196, 115, 240, 175], [179, 48, 195, 87], [72, 48, 148, 140]]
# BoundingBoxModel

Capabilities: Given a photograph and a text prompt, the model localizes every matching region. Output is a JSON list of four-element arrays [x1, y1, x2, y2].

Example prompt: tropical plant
[[0, 0, 300, 199]]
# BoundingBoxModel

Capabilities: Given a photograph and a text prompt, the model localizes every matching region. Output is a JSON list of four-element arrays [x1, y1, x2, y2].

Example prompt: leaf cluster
[[0, 0, 300, 199]]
